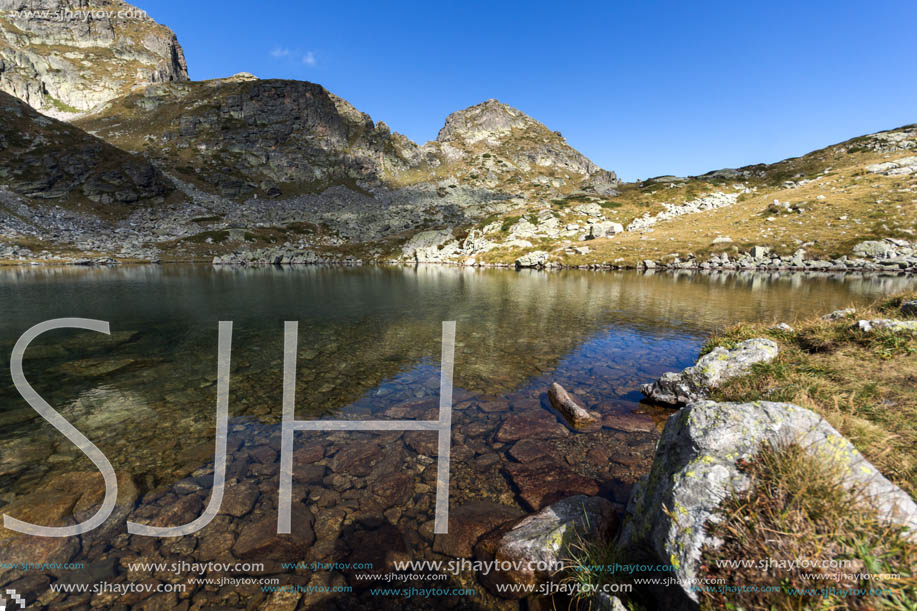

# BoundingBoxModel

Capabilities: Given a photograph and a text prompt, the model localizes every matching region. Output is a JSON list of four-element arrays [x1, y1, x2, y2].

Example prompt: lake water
[[0, 266, 914, 609]]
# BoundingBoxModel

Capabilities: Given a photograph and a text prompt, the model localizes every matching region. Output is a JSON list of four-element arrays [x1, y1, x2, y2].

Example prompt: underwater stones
[[232, 504, 315, 561], [344, 523, 410, 586], [617, 400, 917, 606], [0, 535, 79, 581], [404, 430, 439, 456], [641, 338, 778, 406], [508, 438, 550, 463], [223, 481, 259, 518], [293, 444, 325, 467], [331, 441, 383, 477], [496, 411, 569, 442], [433, 501, 524, 558], [503, 460, 599, 510], [369, 473, 414, 509], [547, 382, 597, 430], [602, 412, 654, 433], [488, 495, 616, 598]]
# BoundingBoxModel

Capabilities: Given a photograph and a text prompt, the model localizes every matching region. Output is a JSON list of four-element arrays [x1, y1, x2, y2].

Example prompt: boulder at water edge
[[616, 400, 917, 606], [641, 338, 778, 405]]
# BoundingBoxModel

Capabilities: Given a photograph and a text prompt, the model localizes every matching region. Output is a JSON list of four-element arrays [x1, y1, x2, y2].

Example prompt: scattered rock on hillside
[[515, 251, 549, 268], [547, 382, 597, 429], [486, 495, 617, 598], [0, 91, 175, 207], [822, 308, 856, 320], [856, 319, 917, 333], [866, 155, 917, 176], [641, 338, 778, 405], [901, 301, 917, 317], [617, 400, 917, 606]]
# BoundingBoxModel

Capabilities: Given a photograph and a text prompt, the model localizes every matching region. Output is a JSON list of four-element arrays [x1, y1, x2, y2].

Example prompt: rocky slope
[[0, 89, 174, 209], [0, 0, 187, 119]]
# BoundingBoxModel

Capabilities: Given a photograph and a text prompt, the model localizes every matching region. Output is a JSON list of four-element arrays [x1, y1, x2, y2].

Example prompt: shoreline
[[2, 257, 917, 275]]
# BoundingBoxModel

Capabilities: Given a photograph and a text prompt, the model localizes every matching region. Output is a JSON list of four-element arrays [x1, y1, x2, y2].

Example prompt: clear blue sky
[[138, 0, 916, 182]]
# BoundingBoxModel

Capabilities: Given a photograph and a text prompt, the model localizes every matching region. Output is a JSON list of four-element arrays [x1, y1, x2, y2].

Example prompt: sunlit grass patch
[[699, 443, 916, 611]]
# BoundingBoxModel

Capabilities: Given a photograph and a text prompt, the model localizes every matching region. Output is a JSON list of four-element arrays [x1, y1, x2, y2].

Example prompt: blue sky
[[139, 0, 916, 182]]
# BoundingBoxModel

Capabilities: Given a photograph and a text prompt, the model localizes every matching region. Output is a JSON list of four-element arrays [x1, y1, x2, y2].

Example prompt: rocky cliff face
[[0, 0, 187, 119], [0, 89, 175, 210]]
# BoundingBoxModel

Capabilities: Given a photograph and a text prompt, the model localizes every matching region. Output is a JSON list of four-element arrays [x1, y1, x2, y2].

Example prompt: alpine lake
[[1, 265, 915, 610]]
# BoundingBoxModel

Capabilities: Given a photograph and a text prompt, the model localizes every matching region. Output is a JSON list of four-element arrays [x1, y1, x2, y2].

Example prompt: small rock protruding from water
[[547, 382, 597, 430]]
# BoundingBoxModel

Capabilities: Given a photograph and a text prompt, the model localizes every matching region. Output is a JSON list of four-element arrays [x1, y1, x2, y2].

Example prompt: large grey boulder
[[586, 221, 624, 240], [515, 250, 549, 268], [489, 495, 616, 598], [641, 338, 778, 405], [617, 401, 917, 606]]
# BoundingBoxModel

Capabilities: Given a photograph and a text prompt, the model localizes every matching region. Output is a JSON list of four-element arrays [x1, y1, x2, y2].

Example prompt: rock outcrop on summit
[[0, 0, 188, 118], [419, 99, 618, 197]]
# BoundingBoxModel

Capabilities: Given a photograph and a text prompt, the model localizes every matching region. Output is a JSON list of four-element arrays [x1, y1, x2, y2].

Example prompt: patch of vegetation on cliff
[[698, 442, 916, 611], [705, 292, 917, 497]]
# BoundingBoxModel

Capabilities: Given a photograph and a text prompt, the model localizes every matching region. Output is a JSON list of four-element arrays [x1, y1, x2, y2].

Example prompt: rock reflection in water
[[0, 266, 915, 609]]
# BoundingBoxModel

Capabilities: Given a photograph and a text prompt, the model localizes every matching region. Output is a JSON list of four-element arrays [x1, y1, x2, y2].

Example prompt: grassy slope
[[473, 126, 917, 266], [706, 292, 917, 496]]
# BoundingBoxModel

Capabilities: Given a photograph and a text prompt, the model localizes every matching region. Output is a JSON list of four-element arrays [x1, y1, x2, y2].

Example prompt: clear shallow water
[[0, 265, 914, 608]]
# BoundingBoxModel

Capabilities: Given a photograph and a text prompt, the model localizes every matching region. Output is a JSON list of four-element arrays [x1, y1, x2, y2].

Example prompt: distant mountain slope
[[0, 0, 187, 118], [75, 75, 424, 199], [0, 89, 175, 212], [75, 80, 618, 205]]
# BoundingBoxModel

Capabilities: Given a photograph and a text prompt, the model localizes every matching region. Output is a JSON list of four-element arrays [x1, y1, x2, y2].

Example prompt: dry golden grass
[[706, 292, 917, 497], [700, 443, 916, 611], [476, 137, 917, 266]]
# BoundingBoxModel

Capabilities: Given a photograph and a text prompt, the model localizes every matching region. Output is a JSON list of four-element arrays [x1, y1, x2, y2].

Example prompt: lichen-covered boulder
[[515, 251, 549, 268], [487, 495, 617, 598], [856, 319, 917, 333], [641, 339, 778, 405], [617, 401, 917, 606]]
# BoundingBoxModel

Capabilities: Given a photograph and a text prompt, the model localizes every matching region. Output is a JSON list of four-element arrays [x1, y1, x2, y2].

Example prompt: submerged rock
[[433, 501, 524, 558], [503, 460, 599, 510], [488, 495, 616, 598], [641, 338, 778, 405], [547, 382, 597, 429], [617, 400, 917, 606]]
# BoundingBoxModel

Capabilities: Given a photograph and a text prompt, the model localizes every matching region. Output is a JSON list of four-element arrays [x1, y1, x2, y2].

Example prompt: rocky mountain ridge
[[0, 0, 187, 119], [0, 2, 913, 269]]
